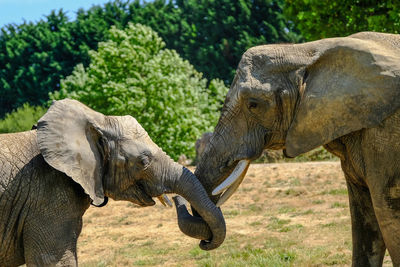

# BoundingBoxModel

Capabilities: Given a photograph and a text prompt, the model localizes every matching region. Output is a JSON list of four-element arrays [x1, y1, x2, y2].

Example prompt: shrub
[[50, 23, 228, 160], [0, 103, 47, 133]]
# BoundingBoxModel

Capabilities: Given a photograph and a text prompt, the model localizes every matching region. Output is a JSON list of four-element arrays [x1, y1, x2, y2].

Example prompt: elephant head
[[192, 32, 400, 206], [36, 99, 225, 250]]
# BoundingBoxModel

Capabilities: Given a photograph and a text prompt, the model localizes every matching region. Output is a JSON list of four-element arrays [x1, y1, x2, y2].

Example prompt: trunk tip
[[199, 239, 223, 250]]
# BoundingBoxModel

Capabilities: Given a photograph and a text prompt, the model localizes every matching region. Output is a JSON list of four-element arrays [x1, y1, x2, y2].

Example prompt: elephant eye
[[138, 153, 152, 169], [248, 100, 258, 110], [141, 157, 150, 166]]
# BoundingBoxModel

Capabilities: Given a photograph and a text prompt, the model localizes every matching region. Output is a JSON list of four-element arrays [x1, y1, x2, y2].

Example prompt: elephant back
[[349, 32, 400, 52], [0, 131, 41, 189]]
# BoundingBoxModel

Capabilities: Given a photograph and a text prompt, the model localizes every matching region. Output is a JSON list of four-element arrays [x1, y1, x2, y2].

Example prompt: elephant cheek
[[113, 186, 156, 207]]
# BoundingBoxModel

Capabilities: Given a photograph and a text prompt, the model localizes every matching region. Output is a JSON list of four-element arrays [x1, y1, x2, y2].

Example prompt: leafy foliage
[[284, 0, 400, 40], [146, 0, 301, 83], [0, 7, 115, 117], [51, 23, 228, 160], [0, 103, 46, 133], [0, 0, 300, 117], [72, 0, 302, 82], [0, 11, 71, 117]]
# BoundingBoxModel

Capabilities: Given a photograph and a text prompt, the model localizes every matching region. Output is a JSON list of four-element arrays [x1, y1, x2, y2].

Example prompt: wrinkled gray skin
[[193, 32, 400, 266], [0, 99, 225, 267], [195, 132, 213, 163]]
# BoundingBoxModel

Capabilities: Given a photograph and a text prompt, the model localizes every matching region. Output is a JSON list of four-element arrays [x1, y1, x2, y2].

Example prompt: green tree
[[284, 0, 400, 41], [70, 0, 301, 83], [0, 11, 70, 116], [51, 23, 228, 160], [0, 0, 300, 117], [0, 103, 46, 133], [0, 1, 129, 117], [163, 0, 301, 83]]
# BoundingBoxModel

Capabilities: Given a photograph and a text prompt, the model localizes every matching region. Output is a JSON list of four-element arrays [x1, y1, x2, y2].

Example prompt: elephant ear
[[37, 99, 107, 205], [285, 37, 400, 157]]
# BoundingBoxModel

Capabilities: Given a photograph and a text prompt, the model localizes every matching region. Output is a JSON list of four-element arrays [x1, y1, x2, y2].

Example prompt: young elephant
[[0, 99, 225, 266]]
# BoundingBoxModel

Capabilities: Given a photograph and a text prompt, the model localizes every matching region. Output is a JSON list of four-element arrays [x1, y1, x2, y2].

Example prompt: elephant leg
[[23, 217, 81, 266], [346, 178, 386, 267], [369, 182, 400, 266]]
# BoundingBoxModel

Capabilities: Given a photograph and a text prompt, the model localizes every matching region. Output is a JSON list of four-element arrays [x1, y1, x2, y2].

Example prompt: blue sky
[[0, 0, 112, 28]]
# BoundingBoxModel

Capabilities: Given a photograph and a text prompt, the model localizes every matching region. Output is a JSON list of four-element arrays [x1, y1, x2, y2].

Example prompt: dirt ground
[[77, 162, 393, 266]]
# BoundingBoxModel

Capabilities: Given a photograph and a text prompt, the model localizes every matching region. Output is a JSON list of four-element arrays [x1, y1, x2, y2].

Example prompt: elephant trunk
[[194, 133, 228, 203], [194, 127, 256, 207], [194, 158, 221, 201], [173, 195, 212, 240], [165, 164, 226, 250]]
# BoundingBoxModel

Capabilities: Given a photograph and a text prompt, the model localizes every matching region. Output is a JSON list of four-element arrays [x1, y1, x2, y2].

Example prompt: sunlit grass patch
[[267, 217, 291, 232], [224, 209, 240, 217], [321, 222, 338, 228], [250, 221, 263, 227], [194, 242, 297, 267], [284, 188, 304, 196], [280, 224, 303, 232], [321, 188, 348, 195], [248, 204, 263, 213], [241, 186, 254, 192], [278, 206, 297, 214], [288, 177, 301, 186], [331, 202, 347, 208], [296, 209, 314, 216], [78, 162, 370, 266]]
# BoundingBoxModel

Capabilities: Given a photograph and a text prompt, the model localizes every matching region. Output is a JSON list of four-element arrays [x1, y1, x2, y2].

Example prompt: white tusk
[[216, 179, 240, 207], [216, 163, 249, 207], [163, 194, 173, 207], [212, 160, 250, 196], [157, 195, 166, 206], [157, 194, 173, 207]]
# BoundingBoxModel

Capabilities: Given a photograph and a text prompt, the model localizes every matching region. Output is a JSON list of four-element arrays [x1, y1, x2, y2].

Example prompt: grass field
[[77, 162, 393, 266]]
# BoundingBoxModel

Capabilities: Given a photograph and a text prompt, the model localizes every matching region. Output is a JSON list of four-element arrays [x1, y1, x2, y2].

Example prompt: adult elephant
[[0, 99, 225, 267], [191, 32, 400, 266]]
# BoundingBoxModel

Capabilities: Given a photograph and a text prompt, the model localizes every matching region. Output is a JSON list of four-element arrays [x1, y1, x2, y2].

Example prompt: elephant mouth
[[136, 191, 172, 208], [212, 159, 251, 207], [136, 181, 174, 207], [130, 182, 157, 207], [137, 191, 156, 206]]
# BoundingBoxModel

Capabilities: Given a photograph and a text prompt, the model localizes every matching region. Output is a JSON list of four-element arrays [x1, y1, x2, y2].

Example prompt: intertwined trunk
[[165, 163, 225, 250]]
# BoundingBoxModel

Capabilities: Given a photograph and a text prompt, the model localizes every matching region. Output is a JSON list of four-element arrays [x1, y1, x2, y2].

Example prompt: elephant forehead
[[242, 44, 312, 73], [238, 46, 277, 82], [108, 115, 149, 138], [106, 116, 162, 154], [238, 78, 273, 93], [120, 136, 159, 154]]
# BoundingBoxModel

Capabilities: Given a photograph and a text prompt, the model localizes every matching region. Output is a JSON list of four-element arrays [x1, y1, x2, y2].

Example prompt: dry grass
[[78, 162, 393, 266]]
